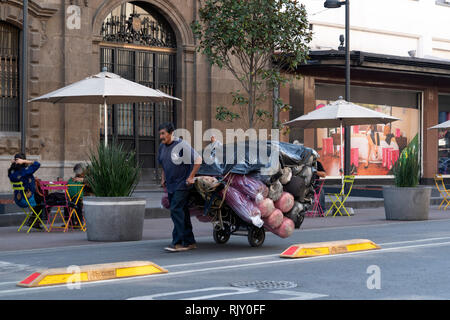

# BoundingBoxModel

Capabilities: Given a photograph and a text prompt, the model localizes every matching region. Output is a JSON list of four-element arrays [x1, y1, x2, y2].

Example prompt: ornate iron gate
[[99, 2, 176, 170]]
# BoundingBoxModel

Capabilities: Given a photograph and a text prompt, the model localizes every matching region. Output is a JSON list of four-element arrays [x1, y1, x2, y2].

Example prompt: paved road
[[1, 209, 450, 300]]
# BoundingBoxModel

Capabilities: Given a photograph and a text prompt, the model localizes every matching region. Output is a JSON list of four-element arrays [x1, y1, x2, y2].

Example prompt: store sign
[[66, 5, 81, 30]]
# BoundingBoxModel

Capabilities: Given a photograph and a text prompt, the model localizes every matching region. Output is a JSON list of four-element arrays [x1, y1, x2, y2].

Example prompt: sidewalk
[[1, 205, 450, 252], [0, 186, 448, 227]]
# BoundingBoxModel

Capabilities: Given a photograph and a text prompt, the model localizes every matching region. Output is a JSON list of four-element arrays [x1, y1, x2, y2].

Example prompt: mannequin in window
[[365, 124, 380, 168]]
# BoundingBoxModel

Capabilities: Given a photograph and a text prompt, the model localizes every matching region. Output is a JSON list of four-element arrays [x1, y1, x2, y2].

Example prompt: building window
[[314, 84, 420, 178], [99, 2, 177, 169], [0, 21, 20, 132], [101, 2, 176, 48]]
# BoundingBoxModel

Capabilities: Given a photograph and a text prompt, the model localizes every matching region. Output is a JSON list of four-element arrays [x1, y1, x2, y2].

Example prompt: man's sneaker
[[164, 244, 188, 252], [184, 243, 197, 250]]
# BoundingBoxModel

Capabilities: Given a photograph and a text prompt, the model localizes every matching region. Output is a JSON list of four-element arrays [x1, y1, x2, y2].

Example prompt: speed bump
[[280, 239, 380, 259], [17, 261, 168, 287]]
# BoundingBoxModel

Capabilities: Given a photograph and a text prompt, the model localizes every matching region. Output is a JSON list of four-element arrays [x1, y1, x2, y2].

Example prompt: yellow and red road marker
[[280, 239, 381, 258], [18, 261, 168, 287]]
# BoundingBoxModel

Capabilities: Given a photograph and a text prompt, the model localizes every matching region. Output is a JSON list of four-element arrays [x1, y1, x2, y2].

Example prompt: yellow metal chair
[[11, 181, 48, 233], [325, 175, 355, 217], [64, 184, 86, 232], [434, 174, 450, 210]]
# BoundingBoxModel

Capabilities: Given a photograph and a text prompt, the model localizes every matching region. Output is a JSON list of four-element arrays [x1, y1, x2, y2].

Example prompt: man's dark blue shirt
[[158, 137, 200, 194]]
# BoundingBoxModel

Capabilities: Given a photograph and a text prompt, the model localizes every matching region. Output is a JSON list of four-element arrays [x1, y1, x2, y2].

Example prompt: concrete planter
[[382, 186, 431, 221], [84, 197, 146, 241]]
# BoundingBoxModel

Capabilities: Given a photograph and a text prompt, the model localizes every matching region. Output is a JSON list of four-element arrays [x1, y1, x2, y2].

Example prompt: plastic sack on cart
[[274, 192, 295, 213], [263, 208, 283, 229], [265, 216, 295, 238], [257, 198, 275, 218], [219, 186, 263, 228], [197, 140, 315, 177], [161, 193, 170, 209], [225, 174, 268, 204]]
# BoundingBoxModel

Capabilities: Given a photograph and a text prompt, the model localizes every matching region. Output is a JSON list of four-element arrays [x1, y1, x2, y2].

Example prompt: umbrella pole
[[104, 100, 108, 147], [340, 121, 344, 203], [340, 122, 344, 180]]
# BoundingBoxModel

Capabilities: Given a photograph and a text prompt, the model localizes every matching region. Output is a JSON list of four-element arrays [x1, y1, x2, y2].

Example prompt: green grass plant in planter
[[85, 142, 141, 197], [392, 144, 420, 188], [383, 136, 431, 220], [83, 142, 146, 241]]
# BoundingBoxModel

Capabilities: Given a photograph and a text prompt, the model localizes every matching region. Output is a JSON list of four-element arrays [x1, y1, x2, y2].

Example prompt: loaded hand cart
[[189, 174, 266, 247], [161, 140, 319, 248]]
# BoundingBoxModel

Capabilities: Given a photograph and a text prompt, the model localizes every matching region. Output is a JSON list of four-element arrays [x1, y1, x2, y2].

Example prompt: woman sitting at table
[[8, 153, 45, 229], [64, 163, 86, 226]]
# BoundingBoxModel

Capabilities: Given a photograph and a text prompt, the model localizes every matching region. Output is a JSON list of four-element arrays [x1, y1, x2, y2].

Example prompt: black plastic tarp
[[197, 140, 314, 177]]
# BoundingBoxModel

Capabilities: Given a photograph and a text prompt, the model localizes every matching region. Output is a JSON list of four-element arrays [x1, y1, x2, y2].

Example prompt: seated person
[[65, 163, 86, 226], [8, 153, 45, 229]]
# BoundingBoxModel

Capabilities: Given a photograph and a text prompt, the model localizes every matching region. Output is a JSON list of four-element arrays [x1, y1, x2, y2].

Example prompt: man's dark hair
[[158, 122, 175, 134]]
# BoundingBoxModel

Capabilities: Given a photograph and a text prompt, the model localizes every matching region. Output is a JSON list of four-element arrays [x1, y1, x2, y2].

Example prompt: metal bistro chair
[[39, 181, 70, 232], [434, 174, 450, 210], [64, 184, 86, 232], [325, 175, 355, 217], [11, 181, 48, 233], [306, 179, 325, 217]]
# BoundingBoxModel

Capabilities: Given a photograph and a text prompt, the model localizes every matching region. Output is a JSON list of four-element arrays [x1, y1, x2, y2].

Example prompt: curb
[[280, 239, 381, 258], [0, 198, 447, 227], [17, 261, 168, 287]]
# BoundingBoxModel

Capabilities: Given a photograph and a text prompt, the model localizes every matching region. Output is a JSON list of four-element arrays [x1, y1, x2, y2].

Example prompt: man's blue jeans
[[168, 190, 196, 247]]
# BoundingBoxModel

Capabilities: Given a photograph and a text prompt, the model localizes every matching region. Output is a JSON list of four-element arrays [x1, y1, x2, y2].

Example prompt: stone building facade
[[0, 0, 276, 192], [3, 0, 447, 192]]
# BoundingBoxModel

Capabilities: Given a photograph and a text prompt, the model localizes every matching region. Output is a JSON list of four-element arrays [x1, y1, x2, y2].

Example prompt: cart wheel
[[248, 226, 265, 247], [213, 226, 230, 244]]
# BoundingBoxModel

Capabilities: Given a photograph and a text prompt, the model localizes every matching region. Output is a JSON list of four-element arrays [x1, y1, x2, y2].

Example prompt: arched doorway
[[99, 1, 177, 171], [0, 21, 20, 132]]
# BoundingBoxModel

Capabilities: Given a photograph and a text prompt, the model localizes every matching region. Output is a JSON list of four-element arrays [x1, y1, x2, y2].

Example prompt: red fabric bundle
[[263, 208, 283, 229], [161, 192, 170, 209], [219, 186, 263, 227], [228, 174, 269, 204], [266, 217, 295, 238], [274, 192, 295, 213], [257, 198, 275, 218]]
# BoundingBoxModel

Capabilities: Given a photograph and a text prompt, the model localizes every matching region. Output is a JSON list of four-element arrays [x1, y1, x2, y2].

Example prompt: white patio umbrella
[[428, 120, 450, 130], [29, 68, 181, 146], [285, 97, 400, 178]]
